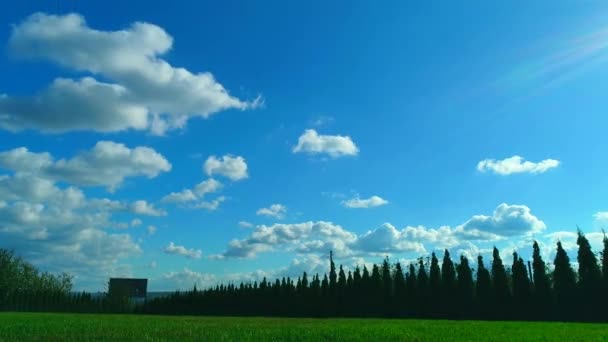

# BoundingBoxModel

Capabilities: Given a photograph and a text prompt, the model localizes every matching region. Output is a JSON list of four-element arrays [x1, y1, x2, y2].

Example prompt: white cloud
[[0, 141, 171, 190], [147, 225, 157, 235], [239, 221, 254, 228], [194, 178, 223, 196], [292, 129, 359, 158], [204, 155, 248, 181], [477, 156, 559, 175], [1, 13, 260, 134], [162, 179, 225, 210], [130, 218, 142, 227], [220, 203, 542, 259], [460, 203, 546, 236], [256, 204, 287, 219], [130, 200, 166, 216], [342, 195, 388, 209], [161, 189, 197, 203], [356, 223, 426, 253], [593, 212, 608, 222], [222, 221, 357, 258], [163, 242, 202, 259], [193, 196, 226, 211], [0, 172, 141, 290]]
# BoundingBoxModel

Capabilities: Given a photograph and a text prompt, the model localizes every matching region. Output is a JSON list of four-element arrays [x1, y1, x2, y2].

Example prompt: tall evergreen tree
[[406, 263, 417, 316], [511, 252, 531, 318], [476, 255, 492, 316], [428, 252, 441, 316], [531, 241, 551, 317], [553, 241, 577, 320], [441, 249, 456, 316], [393, 262, 406, 315], [416, 258, 429, 316], [329, 251, 337, 290], [456, 255, 474, 317], [576, 230, 602, 319], [491, 247, 510, 314], [381, 257, 392, 315]]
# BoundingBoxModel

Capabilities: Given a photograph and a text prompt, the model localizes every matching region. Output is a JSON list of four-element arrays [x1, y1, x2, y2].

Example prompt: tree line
[[0, 249, 136, 313], [2, 229, 608, 321], [142, 230, 608, 321]]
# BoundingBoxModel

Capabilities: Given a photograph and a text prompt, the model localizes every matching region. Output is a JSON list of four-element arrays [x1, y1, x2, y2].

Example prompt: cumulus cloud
[[1, 12, 260, 134], [0, 141, 171, 190], [256, 204, 287, 219], [193, 196, 226, 211], [222, 221, 357, 258], [342, 195, 388, 209], [0, 172, 141, 290], [477, 156, 559, 175], [130, 218, 142, 227], [356, 223, 426, 253], [130, 200, 166, 216], [220, 203, 543, 259], [292, 129, 359, 158], [163, 242, 202, 259], [204, 155, 248, 181], [162, 178, 224, 210], [460, 203, 546, 236], [161, 189, 197, 203], [239, 221, 254, 228]]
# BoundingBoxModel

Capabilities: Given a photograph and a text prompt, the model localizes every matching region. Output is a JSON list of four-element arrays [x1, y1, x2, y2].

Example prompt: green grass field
[[0, 313, 607, 341]]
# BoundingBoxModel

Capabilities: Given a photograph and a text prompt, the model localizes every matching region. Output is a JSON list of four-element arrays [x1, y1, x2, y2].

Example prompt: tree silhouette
[[441, 249, 456, 317], [476, 255, 492, 316], [531, 241, 551, 318], [576, 230, 602, 320], [553, 241, 577, 320], [456, 255, 473, 318], [511, 252, 531, 319]]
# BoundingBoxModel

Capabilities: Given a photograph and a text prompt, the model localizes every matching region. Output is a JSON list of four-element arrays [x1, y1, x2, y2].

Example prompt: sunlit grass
[[0, 312, 606, 341]]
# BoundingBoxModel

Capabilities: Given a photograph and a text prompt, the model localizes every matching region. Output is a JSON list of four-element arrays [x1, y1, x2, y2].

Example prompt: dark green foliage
[[511, 252, 531, 318], [553, 241, 577, 320], [4, 230, 608, 322], [531, 241, 551, 317], [491, 247, 510, 314], [476, 255, 492, 316], [441, 249, 456, 317], [576, 230, 602, 319], [456, 255, 473, 317], [428, 252, 441, 316]]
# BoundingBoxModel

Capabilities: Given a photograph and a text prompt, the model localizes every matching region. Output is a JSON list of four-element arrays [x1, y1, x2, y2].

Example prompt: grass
[[0, 312, 607, 341]]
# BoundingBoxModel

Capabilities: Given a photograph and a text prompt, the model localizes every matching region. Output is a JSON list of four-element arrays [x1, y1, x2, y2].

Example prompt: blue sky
[[1, 1, 608, 291]]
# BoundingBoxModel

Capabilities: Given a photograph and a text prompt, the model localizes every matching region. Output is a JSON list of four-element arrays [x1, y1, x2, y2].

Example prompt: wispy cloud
[[477, 156, 559, 175]]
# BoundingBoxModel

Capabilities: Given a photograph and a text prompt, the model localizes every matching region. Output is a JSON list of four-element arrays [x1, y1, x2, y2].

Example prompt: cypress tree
[[476, 255, 492, 316], [511, 252, 531, 319], [576, 230, 602, 319], [329, 251, 337, 291], [553, 241, 577, 320], [416, 258, 429, 316], [406, 263, 417, 316], [531, 241, 551, 318], [381, 257, 392, 315], [441, 249, 456, 317], [393, 262, 406, 316], [456, 255, 473, 317], [371, 264, 382, 315], [491, 247, 510, 316], [429, 252, 441, 316]]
